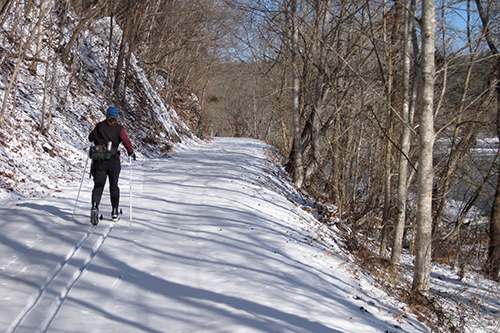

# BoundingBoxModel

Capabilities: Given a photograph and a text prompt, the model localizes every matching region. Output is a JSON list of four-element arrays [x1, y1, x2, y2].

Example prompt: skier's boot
[[90, 205, 99, 226], [111, 207, 120, 222]]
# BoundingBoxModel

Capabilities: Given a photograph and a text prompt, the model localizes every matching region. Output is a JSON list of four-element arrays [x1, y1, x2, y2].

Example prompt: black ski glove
[[128, 151, 136, 161]]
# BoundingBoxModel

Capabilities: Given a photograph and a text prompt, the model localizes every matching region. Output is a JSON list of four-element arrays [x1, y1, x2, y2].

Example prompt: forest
[[0, 0, 499, 306]]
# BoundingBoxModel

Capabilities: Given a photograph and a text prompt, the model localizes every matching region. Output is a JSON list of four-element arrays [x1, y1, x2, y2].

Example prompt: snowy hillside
[[0, 14, 198, 201], [0, 138, 431, 333]]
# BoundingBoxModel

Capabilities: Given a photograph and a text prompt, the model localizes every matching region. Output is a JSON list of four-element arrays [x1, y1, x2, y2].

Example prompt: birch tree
[[412, 0, 436, 292]]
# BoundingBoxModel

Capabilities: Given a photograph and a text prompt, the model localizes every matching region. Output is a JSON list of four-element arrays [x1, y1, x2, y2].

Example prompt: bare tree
[[28, 12, 44, 74], [289, 0, 304, 188], [379, 0, 402, 258], [475, 0, 500, 281], [391, 0, 418, 270], [412, 0, 436, 292], [0, 0, 55, 125], [306, 0, 331, 180], [0, 0, 14, 26], [112, 0, 131, 93]]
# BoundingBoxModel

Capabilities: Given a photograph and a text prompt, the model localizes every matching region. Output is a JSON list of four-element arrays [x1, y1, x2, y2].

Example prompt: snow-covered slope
[[0, 14, 197, 201], [0, 138, 430, 333]]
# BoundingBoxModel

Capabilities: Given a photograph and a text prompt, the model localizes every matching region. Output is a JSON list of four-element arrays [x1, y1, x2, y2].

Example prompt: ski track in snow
[[5, 218, 119, 332], [0, 138, 430, 333], [6, 224, 97, 333], [37, 221, 117, 333]]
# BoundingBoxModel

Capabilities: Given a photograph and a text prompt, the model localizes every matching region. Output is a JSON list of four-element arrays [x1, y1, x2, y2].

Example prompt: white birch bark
[[412, 0, 436, 292]]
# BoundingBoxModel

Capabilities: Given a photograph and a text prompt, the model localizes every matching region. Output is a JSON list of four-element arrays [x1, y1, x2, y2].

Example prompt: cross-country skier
[[89, 106, 135, 225]]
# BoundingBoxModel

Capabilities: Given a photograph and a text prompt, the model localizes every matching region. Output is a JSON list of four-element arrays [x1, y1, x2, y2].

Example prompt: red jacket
[[89, 121, 133, 156]]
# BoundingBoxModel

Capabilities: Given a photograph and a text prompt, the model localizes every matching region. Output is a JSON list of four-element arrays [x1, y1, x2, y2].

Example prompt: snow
[[0, 138, 430, 333]]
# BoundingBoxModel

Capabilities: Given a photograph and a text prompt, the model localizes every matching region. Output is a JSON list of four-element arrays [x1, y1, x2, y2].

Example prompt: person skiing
[[89, 106, 135, 225]]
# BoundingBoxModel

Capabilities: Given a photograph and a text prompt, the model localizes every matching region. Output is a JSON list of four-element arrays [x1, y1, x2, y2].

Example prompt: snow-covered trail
[[0, 138, 429, 332]]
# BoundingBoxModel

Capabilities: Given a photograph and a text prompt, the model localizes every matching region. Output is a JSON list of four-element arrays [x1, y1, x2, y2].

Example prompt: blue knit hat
[[106, 106, 119, 119]]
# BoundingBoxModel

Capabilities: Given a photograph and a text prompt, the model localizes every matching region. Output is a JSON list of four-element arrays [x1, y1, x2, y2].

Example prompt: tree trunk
[[380, 126, 392, 257], [381, 0, 401, 258], [290, 0, 304, 189], [113, 11, 133, 94], [28, 17, 44, 74], [488, 174, 500, 281], [45, 49, 58, 134], [64, 32, 85, 103], [103, 1, 115, 93], [487, 70, 500, 280], [61, 15, 91, 63], [307, 0, 330, 180], [391, 0, 414, 269], [412, 0, 436, 293], [475, 0, 500, 282], [0, 0, 14, 28], [0, 0, 12, 17], [10, 75, 18, 118]]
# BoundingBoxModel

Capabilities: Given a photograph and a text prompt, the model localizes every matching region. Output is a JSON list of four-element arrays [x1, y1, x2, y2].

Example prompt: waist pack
[[89, 144, 118, 162]]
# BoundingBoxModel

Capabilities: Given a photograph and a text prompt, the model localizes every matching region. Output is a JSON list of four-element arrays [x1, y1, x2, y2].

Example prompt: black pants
[[91, 156, 121, 210]]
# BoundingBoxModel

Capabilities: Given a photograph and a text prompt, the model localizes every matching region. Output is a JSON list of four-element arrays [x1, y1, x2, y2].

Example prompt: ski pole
[[129, 155, 133, 226], [71, 150, 90, 220]]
